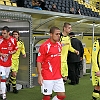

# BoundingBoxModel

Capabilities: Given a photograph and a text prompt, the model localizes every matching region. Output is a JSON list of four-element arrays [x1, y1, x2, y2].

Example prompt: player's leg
[[68, 63, 76, 85], [0, 66, 10, 100], [92, 72, 100, 100], [52, 78, 66, 100], [0, 75, 2, 99], [61, 63, 68, 83], [92, 86, 100, 100], [41, 80, 53, 100], [7, 59, 19, 93]]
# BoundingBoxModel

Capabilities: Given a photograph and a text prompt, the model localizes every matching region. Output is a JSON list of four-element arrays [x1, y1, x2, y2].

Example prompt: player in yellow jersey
[[92, 39, 100, 100], [60, 22, 79, 83], [7, 31, 26, 93]]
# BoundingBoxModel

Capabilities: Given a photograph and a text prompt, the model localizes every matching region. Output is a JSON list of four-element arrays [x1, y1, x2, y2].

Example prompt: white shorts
[[41, 78, 65, 95], [0, 66, 10, 78]]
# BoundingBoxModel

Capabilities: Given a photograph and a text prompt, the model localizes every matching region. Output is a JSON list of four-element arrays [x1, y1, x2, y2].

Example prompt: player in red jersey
[[37, 26, 66, 100], [0, 26, 17, 100]]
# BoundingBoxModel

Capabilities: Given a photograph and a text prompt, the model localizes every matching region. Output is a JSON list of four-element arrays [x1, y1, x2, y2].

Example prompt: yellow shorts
[[11, 59, 19, 72], [61, 62, 68, 77], [92, 71, 100, 86]]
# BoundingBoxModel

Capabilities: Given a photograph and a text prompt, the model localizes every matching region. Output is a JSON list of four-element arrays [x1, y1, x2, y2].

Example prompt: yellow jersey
[[12, 40, 26, 59], [60, 34, 75, 63], [92, 39, 100, 72]]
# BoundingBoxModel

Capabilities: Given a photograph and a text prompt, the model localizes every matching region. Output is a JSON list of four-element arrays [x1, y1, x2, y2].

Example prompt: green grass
[[7, 74, 94, 100]]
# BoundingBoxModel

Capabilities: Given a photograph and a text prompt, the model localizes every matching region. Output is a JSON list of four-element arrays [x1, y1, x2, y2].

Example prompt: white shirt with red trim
[[37, 39, 62, 80], [0, 36, 18, 67]]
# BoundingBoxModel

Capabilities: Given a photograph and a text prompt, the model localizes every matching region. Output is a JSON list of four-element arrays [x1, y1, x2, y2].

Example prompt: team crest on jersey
[[93, 47, 96, 51], [38, 52, 41, 56], [8, 42, 11, 46]]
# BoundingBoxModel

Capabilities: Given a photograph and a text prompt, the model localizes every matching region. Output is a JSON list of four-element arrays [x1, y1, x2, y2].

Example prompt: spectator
[[76, 9, 81, 15], [16, 0, 25, 7], [31, 0, 42, 10], [51, 4, 58, 12], [69, 7, 75, 14], [38, 0, 48, 10], [67, 32, 84, 85]]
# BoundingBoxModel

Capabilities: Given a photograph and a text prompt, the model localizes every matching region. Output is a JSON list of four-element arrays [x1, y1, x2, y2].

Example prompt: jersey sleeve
[[37, 45, 46, 63], [92, 40, 100, 72], [21, 42, 26, 55], [14, 39, 18, 51], [68, 38, 75, 52]]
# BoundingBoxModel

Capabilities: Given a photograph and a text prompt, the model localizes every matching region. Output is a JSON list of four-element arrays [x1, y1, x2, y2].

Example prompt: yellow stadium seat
[[84, 47, 91, 64], [88, 47, 92, 55], [12, 3, 17, 6], [5, 1, 11, 6], [32, 74, 36, 77], [0, 1, 4, 5]]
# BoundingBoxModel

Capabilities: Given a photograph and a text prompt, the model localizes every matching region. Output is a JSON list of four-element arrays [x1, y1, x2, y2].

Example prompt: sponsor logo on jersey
[[1, 47, 7, 50], [62, 43, 69, 47]]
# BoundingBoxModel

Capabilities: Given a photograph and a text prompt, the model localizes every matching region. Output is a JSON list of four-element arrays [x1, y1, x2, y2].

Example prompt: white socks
[[52, 96, 59, 100]]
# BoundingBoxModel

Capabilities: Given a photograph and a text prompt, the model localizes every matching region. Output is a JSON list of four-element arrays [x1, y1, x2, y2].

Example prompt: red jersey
[[37, 39, 62, 80], [0, 36, 18, 67]]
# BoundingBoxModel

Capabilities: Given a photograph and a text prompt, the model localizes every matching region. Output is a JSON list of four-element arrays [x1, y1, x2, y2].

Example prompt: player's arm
[[21, 42, 26, 58], [92, 41, 100, 75], [37, 45, 46, 86], [9, 38, 18, 55], [37, 62, 43, 86], [69, 39, 79, 55], [9, 50, 17, 55], [0, 52, 9, 58]]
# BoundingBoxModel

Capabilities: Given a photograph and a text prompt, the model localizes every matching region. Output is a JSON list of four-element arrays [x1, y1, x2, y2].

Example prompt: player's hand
[[2, 54, 9, 58], [38, 75, 43, 86], [80, 57, 83, 61], [96, 71, 100, 76], [23, 54, 26, 58], [9, 51, 14, 55], [75, 50, 79, 55]]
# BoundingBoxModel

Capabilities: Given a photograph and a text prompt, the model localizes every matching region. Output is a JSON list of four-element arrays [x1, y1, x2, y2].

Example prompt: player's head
[[63, 22, 72, 34], [69, 32, 75, 38], [49, 26, 60, 43], [1, 26, 10, 39], [12, 30, 20, 41]]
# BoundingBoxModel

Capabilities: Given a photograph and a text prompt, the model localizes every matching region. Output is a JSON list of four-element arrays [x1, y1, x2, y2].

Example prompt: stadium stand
[[0, 0, 17, 6], [0, 0, 98, 18], [42, 0, 99, 17]]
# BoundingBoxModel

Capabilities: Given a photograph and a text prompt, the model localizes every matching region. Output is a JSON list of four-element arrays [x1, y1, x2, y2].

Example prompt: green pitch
[[7, 74, 93, 100]]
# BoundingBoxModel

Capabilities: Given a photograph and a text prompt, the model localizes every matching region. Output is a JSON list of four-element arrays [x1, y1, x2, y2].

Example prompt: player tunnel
[[0, 10, 33, 88]]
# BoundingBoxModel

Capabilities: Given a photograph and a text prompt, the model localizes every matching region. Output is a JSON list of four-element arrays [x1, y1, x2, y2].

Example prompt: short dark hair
[[49, 26, 60, 34], [2, 26, 10, 32], [63, 22, 71, 28]]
